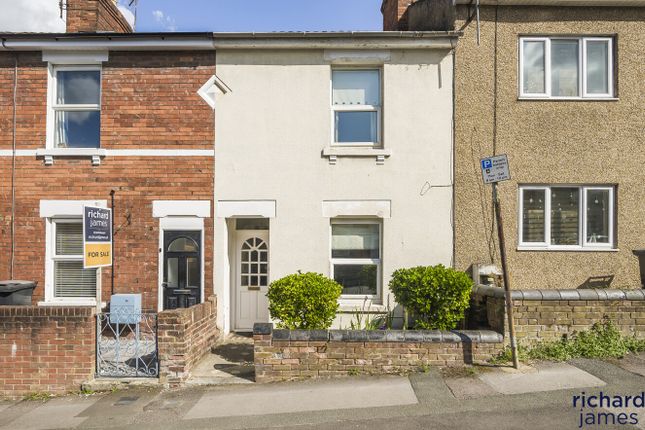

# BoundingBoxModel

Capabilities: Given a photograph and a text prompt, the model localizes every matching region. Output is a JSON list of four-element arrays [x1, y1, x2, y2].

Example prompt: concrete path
[[186, 333, 254, 386], [0, 357, 642, 430], [186, 376, 417, 419], [478, 361, 606, 395]]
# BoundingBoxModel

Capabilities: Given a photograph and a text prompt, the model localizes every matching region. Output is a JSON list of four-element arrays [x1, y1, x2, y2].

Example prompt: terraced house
[[385, 0, 645, 291], [0, 0, 643, 397]]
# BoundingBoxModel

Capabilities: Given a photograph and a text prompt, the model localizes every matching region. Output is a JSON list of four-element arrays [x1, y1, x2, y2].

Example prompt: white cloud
[[151, 9, 177, 32], [0, 0, 65, 32]]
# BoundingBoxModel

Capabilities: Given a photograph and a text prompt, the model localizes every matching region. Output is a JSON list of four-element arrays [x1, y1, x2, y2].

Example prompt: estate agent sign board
[[83, 206, 112, 269]]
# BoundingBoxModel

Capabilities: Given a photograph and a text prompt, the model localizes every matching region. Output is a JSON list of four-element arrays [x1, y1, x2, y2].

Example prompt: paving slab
[[479, 362, 606, 395], [184, 376, 418, 420], [610, 352, 645, 377], [444, 376, 498, 399], [0, 396, 101, 430]]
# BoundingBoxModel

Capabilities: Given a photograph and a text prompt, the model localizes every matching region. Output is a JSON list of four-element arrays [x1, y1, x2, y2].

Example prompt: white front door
[[234, 230, 270, 331]]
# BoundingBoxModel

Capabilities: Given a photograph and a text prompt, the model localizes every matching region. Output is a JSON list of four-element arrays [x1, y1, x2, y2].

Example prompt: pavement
[[0, 353, 643, 430]]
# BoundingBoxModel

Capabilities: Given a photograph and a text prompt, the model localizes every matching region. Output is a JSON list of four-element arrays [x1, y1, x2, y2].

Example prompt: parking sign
[[480, 154, 511, 184]]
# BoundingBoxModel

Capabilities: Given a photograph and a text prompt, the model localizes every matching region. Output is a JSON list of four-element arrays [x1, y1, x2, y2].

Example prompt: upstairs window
[[520, 37, 613, 99], [332, 69, 381, 146], [519, 185, 615, 250], [51, 66, 101, 148]]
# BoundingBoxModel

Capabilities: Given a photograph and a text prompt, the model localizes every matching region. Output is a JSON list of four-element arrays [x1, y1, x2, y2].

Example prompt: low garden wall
[[158, 296, 220, 387], [472, 285, 645, 344], [0, 306, 96, 398], [253, 323, 503, 383]]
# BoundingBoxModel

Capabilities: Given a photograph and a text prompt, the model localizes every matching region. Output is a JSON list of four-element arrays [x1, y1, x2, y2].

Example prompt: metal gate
[[96, 311, 158, 377]]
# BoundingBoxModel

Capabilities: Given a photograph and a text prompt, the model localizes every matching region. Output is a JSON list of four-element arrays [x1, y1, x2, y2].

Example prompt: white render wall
[[214, 48, 454, 332]]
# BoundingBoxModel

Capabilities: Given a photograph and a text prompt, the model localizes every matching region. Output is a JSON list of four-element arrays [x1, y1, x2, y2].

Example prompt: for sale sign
[[83, 206, 112, 268]]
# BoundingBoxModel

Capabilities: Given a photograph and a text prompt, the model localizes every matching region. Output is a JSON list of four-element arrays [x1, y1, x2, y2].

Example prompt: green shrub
[[267, 272, 342, 329], [389, 265, 473, 330]]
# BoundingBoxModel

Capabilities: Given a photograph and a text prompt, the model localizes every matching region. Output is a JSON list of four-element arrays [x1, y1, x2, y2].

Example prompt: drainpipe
[[110, 189, 115, 296], [8, 47, 18, 280]]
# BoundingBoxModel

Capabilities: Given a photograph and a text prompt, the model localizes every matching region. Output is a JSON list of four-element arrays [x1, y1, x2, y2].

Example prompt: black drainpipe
[[110, 189, 115, 296]]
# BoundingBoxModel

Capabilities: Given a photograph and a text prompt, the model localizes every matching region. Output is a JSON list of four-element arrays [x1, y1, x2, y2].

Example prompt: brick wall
[[0, 51, 215, 311], [66, 0, 132, 33], [158, 296, 219, 387], [472, 285, 645, 345], [253, 324, 503, 383], [381, 0, 416, 30], [0, 306, 95, 398]]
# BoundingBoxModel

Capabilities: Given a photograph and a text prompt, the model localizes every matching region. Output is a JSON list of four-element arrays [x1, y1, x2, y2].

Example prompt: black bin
[[0, 281, 37, 305]]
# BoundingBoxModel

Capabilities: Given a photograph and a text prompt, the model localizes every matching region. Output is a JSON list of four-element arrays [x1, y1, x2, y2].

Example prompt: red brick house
[[0, 0, 216, 312]]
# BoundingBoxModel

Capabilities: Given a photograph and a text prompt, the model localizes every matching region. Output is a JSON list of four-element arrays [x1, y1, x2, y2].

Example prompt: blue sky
[[120, 0, 383, 33]]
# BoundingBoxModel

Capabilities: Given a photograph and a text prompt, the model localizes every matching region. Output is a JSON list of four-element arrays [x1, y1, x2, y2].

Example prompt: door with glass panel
[[234, 222, 270, 331], [162, 231, 201, 310]]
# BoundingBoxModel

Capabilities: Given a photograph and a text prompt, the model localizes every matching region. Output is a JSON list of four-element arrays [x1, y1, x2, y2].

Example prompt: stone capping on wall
[[253, 323, 503, 343], [473, 284, 645, 301]]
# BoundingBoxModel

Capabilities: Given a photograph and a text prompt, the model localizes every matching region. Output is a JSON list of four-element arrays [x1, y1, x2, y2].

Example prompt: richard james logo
[[574, 391, 644, 428]]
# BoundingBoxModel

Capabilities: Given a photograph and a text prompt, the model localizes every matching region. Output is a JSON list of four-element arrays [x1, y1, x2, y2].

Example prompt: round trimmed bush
[[267, 272, 342, 329], [389, 265, 473, 330]]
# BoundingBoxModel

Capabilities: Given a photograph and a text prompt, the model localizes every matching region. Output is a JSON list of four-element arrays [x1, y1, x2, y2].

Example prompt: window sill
[[518, 97, 619, 102], [36, 148, 106, 166], [338, 303, 387, 313], [38, 300, 106, 308], [322, 146, 392, 165], [517, 246, 619, 252]]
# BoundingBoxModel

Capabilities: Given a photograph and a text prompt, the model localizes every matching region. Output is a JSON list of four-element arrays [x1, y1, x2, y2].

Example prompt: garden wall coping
[[473, 284, 645, 301], [253, 323, 503, 343]]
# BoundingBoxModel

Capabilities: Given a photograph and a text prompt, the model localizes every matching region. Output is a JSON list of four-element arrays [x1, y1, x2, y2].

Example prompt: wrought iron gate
[[96, 311, 158, 377]]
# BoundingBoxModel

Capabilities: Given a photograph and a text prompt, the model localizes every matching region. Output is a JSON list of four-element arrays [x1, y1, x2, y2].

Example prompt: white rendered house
[[211, 32, 458, 333]]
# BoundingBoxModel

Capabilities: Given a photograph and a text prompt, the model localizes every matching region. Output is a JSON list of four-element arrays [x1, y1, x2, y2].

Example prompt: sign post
[[83, 206, 112, 312], [480, 154, 519, 369]]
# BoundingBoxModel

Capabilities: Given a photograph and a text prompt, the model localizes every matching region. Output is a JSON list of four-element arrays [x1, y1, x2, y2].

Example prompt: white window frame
[[330, 68, 382, 147], [46, 64, 102, 150], [519, 36, 614, 99], [43, 217, 100, 306], [518, 185, 615, 251], [330, 219, 382, 301]]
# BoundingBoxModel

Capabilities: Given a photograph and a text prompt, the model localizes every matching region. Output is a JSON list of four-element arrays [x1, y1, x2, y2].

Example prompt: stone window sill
[[38, 300, 106, 308], [517, 246, 619, 252], [322, 146, 392, 165], [36, 148, 107, 166]]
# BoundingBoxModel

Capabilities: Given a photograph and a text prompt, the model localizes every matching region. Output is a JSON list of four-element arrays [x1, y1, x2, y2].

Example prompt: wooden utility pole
[[492, 182, 519, 369]]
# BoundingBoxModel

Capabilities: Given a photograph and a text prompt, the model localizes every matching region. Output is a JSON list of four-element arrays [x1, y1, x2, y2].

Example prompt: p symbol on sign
[[481, 159, 492, 169]]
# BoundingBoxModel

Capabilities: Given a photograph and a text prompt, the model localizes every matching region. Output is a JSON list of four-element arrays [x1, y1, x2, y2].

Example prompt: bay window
[[519, 185, 615, 250], [520, 37, 614, 99], [331, 221, 381, 297]]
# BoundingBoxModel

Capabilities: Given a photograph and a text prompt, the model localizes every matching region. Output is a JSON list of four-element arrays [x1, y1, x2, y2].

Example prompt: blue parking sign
[[480, 154, 510, 184]]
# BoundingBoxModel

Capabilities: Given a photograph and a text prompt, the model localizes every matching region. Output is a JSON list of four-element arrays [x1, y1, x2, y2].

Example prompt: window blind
[[54, 261, 97, 298]]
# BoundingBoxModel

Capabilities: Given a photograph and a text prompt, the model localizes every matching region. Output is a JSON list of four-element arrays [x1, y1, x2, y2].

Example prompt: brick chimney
[[381, 0, 415, 31], [65, 0, 133, 33], [382, 0, 456, 32]]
